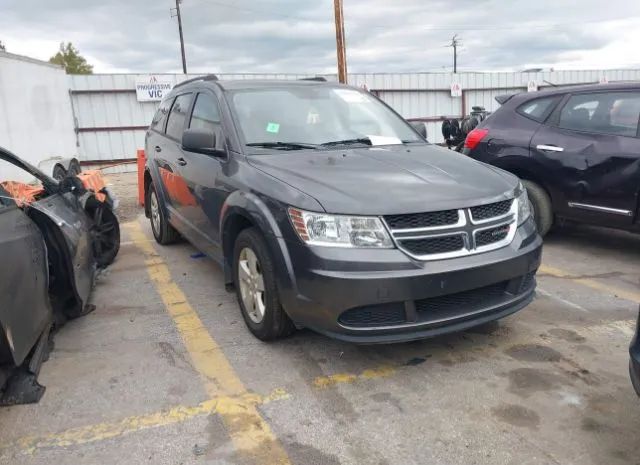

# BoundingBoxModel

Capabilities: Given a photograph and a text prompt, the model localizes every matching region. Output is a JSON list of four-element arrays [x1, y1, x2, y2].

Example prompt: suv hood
[[248, 144, 518, 215]]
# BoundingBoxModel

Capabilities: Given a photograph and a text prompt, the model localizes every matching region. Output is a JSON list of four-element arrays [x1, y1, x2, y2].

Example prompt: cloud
[[1, 0, 639, 73]]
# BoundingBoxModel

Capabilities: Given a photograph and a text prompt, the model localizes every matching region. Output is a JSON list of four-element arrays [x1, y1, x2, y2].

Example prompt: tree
[[49, 42, 93, 74], [0, 41, 5, 52]]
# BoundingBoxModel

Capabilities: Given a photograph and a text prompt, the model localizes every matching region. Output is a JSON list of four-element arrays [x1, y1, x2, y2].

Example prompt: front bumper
[[278, 216, 542, 343]]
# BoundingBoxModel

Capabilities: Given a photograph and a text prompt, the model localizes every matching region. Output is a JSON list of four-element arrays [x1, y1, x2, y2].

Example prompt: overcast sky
[[1, 0, 640, 74]]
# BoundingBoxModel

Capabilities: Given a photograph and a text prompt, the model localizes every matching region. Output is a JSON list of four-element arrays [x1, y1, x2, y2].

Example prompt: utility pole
[[333, 0, 348, 83], [171, 0, 188, 74], [449, 34, 461, 73]]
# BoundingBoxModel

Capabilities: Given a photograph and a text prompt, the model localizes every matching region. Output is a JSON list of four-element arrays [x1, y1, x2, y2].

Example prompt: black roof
[[535, 81, 640, 95], [215, 79, 342, 91], [498, 81, 640, 105]]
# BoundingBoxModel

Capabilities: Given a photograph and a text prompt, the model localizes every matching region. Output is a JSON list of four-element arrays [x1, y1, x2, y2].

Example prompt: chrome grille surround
[[384, 199, 517, 261]]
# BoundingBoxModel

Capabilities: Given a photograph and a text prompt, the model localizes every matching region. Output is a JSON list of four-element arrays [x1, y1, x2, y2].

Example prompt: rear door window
[[517, 96, 560, 122], [150, 97, 175, 133], [559, 92, 640, 137], [165, 93, 193, 140], [189, 93, 221, 132]]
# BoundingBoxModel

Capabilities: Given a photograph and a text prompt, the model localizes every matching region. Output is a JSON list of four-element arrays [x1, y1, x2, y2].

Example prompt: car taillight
[[464, 128, 489, 150]]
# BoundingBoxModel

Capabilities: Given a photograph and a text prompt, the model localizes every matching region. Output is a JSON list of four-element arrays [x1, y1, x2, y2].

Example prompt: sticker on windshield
[[266, 122, 280, 133], [334, 89, 368, 103]]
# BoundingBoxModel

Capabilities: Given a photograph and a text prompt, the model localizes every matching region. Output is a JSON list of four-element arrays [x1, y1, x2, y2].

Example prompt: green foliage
[[49, 42, 93, 74]]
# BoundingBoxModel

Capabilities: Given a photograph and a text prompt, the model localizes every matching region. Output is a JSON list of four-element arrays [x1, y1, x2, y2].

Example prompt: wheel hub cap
[[238, 247, 266, 323]]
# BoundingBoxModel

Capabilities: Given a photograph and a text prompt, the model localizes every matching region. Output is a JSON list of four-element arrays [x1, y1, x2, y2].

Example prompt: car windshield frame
[[226, 85, 425, 154]]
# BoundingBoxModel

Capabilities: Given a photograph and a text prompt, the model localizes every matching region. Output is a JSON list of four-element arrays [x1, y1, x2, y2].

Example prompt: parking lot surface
[[1, 172, 638, 465]]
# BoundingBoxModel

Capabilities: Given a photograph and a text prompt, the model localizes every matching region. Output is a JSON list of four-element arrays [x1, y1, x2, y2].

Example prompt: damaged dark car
[[0, 146, 120, 405]]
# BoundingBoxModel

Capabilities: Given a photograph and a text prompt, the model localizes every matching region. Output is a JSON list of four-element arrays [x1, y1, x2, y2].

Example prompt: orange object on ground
[[76, 170, 107, 202], [137, 149, 146, 206], [0, 181, 45, 207]]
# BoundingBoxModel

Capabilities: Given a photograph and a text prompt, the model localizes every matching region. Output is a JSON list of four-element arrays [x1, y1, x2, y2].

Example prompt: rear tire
[[148, 183, 180, 245], [522, 180, 553, 236], [233, 228, 295, 341]]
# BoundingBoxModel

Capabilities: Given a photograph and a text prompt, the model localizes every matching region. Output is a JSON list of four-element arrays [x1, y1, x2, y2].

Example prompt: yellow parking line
[[314, 366, 396, 388], [6, 389, 288, 455], [539, 265, 640, 304], [3, 361, 400, 455], [127, 222, 292, 465]]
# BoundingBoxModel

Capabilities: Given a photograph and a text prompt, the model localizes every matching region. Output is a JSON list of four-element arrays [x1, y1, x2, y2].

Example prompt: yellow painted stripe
[[539, 265, 640, 304], [313, 365, 396, 388], [127, 222, 292, 465], [6, 389, 288, 455]]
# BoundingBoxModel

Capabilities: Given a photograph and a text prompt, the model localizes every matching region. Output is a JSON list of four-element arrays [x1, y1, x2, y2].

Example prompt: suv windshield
[[230, 86, 422, 149]]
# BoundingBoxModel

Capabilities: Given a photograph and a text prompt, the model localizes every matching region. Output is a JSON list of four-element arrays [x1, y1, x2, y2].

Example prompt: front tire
[[148, 183, 180, 245], [233, 228, 294, 341], [522, 180, 553, 236]]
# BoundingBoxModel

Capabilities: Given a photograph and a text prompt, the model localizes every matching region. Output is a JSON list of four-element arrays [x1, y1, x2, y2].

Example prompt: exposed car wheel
[[91, 203, 120, 268], [52, 165, 67, 181], [522, 180, 553, 236], [233, 228, 295, 341], [148, 183, 180, 245]]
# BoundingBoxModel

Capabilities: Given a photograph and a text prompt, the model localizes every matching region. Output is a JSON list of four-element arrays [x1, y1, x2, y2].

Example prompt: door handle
[[536, 144, 564, 152], [154, 146, 162, 153], [177, 157, 187, 166]]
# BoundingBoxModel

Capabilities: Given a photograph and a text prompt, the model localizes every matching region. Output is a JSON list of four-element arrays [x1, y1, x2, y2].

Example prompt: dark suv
[[143, 76, 541, 342], [463, 83, 640, 236]]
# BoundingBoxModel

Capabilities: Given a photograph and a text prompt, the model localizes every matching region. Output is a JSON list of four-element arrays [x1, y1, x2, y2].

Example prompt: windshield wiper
[[246, 141, 319, 150], [320, 138, 372, 147]]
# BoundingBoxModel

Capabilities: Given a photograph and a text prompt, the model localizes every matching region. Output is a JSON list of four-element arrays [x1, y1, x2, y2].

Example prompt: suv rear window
[[517, 96, 559, 122], [165, 94, 192, 140], [559, 92, 640, 137]]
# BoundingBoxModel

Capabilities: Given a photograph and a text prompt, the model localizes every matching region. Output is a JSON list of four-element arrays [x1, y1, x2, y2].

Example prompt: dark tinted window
[[166, 94, 192, 140], [189, 93, 221, 132], [0, 185, 16, 209], [559, 92, 640, 137], [150, 97, 174, 132], [517, 96, 559, 122]]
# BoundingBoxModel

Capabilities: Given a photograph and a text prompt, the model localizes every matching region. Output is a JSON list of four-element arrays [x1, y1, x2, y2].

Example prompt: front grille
[[399, 235, 464, 256], [475, 224, 510, 247], [384, 209, 459, 230], [339, 303, 406, 327], [415, 282, 508, 315], [470, 200, 513, 221]]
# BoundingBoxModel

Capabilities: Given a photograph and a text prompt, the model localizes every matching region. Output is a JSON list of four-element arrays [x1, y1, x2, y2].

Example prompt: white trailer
[[0, 51, 79, 183]]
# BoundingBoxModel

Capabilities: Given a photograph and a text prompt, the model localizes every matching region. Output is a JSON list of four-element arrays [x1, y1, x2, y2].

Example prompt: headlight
[[288, 208, 393, 248], [516, 184, 532, 225]]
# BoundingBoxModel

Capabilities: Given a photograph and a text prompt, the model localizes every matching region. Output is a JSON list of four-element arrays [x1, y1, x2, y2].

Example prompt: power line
[[191, 2, 638, 32]]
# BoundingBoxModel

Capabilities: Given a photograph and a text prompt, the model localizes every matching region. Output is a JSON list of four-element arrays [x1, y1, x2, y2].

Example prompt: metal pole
[[453, 41, 457, 74], [333, 0, 347, 83], [176, 0, 187, 74]]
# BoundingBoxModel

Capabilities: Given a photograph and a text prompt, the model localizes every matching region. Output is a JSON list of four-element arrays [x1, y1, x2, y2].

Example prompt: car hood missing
[[248, 144, 519, 215]]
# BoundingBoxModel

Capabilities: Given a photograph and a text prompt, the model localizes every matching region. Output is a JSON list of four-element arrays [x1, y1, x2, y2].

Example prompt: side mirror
[[410, 121, 428, 140], [182, 127, 226, 157]]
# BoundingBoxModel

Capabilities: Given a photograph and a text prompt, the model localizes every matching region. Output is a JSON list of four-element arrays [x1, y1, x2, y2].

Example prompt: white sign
[[527, 80, 538, 92], [135, 76, 174, 102], [599, 76, 609, 84], [450, 82, 462, 98]]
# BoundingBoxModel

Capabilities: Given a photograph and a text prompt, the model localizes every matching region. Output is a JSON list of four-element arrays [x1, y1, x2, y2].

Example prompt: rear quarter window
[[150, 97, 175, 132], [516, 96, 561, 122]]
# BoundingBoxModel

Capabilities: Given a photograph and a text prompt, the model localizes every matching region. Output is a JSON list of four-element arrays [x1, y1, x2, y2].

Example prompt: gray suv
[[143, 76, 542, 343]]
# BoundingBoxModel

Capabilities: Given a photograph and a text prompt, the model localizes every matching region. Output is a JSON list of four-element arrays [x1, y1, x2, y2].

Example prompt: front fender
[[220, 191, 298, 303]]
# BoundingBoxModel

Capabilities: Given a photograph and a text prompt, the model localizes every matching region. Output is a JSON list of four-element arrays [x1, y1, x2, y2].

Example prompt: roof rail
[[174, 74, 219, 89], [298, 76, 327, 82]]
